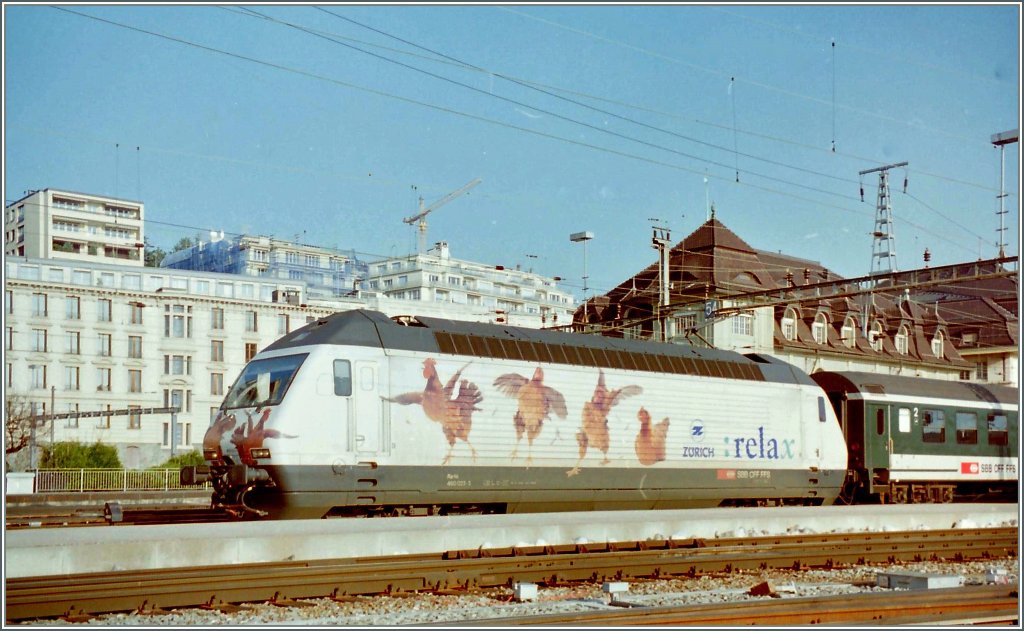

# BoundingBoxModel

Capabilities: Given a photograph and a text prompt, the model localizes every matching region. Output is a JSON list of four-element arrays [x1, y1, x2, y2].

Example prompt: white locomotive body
[[189, 310, 848, 519]]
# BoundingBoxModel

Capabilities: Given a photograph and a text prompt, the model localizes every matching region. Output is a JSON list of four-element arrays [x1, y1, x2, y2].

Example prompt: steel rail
[[5, 527, 1017, 621], [442, 585, 1020, 626]]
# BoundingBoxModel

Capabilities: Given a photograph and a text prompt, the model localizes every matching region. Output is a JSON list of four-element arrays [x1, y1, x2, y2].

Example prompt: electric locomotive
[[812, 371, 1018, 504], [182, 309, 848, 518]]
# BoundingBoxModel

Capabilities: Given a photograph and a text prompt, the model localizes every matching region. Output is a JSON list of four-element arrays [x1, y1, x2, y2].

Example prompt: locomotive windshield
[[222, 353, 308, 410]]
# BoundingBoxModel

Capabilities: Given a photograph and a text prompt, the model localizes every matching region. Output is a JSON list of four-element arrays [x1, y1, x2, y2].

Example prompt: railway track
[[442, 585, 1020, 626], [5, 526, 1016, 622], [4, 503, 232, 529]]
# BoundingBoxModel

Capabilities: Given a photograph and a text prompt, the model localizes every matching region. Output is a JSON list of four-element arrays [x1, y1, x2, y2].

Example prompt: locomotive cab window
[[955, 411, 978, 445], [334, 360, 352, 397], [223, 353, 308, 409], [987, 413, 1008, 446], [922, 410, 946, 443]]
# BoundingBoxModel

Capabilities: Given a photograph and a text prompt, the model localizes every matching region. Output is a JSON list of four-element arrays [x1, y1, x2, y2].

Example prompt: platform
[[4, 503, 1017, 579]]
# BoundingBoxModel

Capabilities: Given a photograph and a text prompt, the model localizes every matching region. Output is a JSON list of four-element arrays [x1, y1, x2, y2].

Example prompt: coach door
[[352, 360, 387, 456], [864, 404, 891, 474]]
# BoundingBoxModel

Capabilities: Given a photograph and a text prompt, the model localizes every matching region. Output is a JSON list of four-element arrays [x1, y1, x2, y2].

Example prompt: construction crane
[[404, 178, 481, 254]]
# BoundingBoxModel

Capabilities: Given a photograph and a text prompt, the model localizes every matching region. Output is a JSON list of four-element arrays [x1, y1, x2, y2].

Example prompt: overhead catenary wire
[[232, 5, 1007, 197], [47, 7, 1009, 266]]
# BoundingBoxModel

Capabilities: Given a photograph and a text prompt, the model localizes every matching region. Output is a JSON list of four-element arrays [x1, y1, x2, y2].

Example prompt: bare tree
[[5, 393, 45, 469]]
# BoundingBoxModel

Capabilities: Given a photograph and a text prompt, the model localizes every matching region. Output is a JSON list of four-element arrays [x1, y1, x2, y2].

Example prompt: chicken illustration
[[493, 367, 567, 464], [566, 370, 642, 477], [384, 358, 482, 465], [635, 407, 670, 466], [202, 411, 237, 461], [231, 408, 296, 464]]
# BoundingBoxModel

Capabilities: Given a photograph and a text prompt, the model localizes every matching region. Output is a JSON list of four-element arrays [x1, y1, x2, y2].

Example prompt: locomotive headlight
[[203, 448, 219, 460], [250, 448, 271, 459]]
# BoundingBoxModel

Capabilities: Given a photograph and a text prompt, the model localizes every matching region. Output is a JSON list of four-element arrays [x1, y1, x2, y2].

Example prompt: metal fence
[[32, 469, 211, 492]]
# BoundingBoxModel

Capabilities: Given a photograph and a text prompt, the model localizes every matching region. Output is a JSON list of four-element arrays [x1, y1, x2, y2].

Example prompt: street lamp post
[[569, 231, 594, 301]]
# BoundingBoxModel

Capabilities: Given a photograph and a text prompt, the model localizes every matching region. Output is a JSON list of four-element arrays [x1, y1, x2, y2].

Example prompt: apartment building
[[161, 233, 368, 299], [5, 189, 145, 266], [362, 241, 576, 328], [4, 255, 353, 470]]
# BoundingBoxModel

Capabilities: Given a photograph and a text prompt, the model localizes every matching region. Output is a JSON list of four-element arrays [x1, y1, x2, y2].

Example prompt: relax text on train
[[181, 310, 1018, 519]]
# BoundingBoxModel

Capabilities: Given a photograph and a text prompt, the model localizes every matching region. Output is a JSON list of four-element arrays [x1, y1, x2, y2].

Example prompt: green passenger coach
[[812, 371, 1018, 504]]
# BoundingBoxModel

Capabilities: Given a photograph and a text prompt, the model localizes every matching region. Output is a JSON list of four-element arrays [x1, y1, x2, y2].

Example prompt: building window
[[31, 292, 47, 317], [731, 313, 752, 336], [245, 310, 258, 332], [5, 290, 11, 314], [841, 316, 856, 349], [6, 363, 12, 388], [277, 313, 290, 335], [164, 354, 192, 376], [65, 331, 80, 355], [98, 405, 112, 429], [130, 302, 144, 324], [96, 367, 112, 391], [66, 296, 80, 320], [65, 366, 80, 391], [781, 308, 797, 341], [97, 299, 112, 322], [128, 405, 142, 430], [931, 332, 944, 359], [245, 343, 258, 362], [98, 333, 112, 357], [211, 372, 224, 396], [812, 313, 827, 345], [128, 335, 142, 359], [128, 369, 142, 393], [164, 304, 192, 338], [31, 328, 48, 352], [5, 326, 12, 350], [868, 321, 884, 352], [65, 403, 80, 428], [894, 325, 909, 355], [30, 364, 46, 389], [205, 307, 223, 331], [975, 361, 988, 381], [211, 339, 224, 362]]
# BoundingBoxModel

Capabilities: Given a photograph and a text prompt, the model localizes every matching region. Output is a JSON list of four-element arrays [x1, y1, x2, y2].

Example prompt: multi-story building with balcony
[[160, 233, 368, 299], [361, 241, 576, 328], [5, 189, 145, 266], [4, 255, 356, 470]]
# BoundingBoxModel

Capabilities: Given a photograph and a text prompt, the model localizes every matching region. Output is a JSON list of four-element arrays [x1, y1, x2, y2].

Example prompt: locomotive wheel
[[891, 485, 908, 504]]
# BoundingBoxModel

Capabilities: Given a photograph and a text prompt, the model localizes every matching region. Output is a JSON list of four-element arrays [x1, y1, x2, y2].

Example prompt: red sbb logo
[[717, 469, 736, 480], [961, 462, 980, 474]]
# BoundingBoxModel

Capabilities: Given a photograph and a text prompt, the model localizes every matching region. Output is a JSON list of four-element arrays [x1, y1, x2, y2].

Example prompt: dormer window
[[894, 324, 909, 355], [931, 331, 944, 359], [812, 313, 828, 345], [841, 316, 856, 349], [868, 321, 883, 351], [781, 308, 797, 341]]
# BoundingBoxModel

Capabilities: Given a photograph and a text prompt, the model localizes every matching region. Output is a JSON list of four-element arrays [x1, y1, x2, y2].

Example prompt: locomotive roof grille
[[264, 310, 821, 385]]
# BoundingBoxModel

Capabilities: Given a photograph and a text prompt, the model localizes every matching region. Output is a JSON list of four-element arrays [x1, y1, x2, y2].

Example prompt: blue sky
[[4, 4, 1020, 300]]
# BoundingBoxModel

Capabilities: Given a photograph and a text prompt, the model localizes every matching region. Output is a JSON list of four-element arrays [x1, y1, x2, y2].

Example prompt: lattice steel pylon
[[860, 161, 907, 275]]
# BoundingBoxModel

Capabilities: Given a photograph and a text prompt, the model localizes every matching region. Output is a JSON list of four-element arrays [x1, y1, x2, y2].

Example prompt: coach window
[[987, 413, 1008, 446], [817, 397, 827, 422], [898, 407, 911, 433], [922, 410, 946, 443], [955, 411, 978, 445], [334, 360, 352, 396]]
